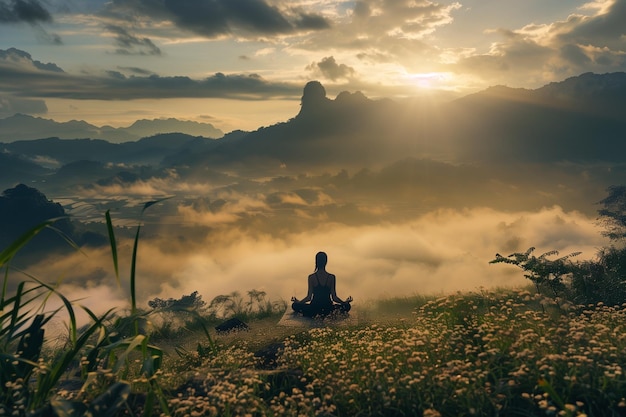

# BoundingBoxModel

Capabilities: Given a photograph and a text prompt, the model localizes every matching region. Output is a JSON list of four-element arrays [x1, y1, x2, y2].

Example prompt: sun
[[406, 71, 455, 90]]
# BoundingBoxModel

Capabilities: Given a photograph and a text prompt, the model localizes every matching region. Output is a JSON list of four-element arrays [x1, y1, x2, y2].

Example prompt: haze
[[2, 0, 626, 319]]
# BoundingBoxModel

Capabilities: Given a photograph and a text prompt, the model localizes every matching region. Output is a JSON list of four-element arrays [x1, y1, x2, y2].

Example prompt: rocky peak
[[297, 81, 332, 119]]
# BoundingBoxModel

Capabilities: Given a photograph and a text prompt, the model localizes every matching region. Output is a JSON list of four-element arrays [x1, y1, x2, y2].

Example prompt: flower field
[[165, 289, 626, 417]]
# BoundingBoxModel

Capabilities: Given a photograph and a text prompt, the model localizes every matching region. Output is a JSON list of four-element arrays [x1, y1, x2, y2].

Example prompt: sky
[[1, 0, 626, 132]]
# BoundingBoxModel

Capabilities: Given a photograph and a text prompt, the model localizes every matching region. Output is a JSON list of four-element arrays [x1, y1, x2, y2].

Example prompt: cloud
[[18, 205, 608, 322], [0, 0, 63, 44], [116, 66, 155, 75], [3, 0, 626, 106], [0, 0, 52, 23], [347, 0, 460, 39], [0, 94, 48, 117], [307, 56, 356, 81], [452, 0, 626, 85], [105, 24, 162, 56], [76, 175, 216, 198], [101, 0, 330, 39], [32, 23, 62, 44], [0, 48, 301, 100], [294, 0, 459, 61], [12, 155, 618, 320], [176, 193, 268, 226], [0, 47, 63, 72]]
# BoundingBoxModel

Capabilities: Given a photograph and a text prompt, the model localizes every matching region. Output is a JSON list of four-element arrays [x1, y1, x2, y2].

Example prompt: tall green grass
[[0, 204, 171, 416]]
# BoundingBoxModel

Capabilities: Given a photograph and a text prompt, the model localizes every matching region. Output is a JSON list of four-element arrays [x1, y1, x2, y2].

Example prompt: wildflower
[[423, 409, 442, 417]]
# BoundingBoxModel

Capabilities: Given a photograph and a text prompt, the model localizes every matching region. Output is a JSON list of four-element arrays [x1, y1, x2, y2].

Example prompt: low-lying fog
[[22, 166, 611, 321]]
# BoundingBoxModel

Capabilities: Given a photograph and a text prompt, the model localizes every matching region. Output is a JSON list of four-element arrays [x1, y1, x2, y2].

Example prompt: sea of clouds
[[26, 202, 608, 325]]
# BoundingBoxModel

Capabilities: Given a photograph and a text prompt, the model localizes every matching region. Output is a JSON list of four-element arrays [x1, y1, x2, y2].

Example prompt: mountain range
[[2, 72, 626, 260], [0, 114, 224, 143], [1, 71, 626, 191], [163, 72, 626, 171]]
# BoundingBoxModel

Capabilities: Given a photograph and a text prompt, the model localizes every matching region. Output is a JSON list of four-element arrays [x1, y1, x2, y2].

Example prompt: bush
[[570, 246, 626, 306]]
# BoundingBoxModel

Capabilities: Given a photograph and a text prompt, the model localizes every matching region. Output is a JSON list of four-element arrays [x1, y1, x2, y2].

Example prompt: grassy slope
[[154, 288, 626, 417]]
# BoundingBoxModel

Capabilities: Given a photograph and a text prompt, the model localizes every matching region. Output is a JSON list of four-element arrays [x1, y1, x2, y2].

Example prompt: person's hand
[[346, 296, 353, 303]]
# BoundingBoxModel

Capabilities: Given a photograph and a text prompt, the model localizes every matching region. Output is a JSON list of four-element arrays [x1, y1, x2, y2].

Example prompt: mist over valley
[[2, 74, 624, 316]]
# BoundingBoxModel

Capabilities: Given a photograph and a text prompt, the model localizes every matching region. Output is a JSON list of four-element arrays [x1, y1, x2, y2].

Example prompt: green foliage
[[0, 221, 127, 416], [148, 291, 217, 354], [207, 290, 286, 320], [490, 247, 581, 306], [597, 185, 626, 241], [0, 204, 173, 416], [569, 246, 626, 306], [148, 290, 206, 311], [491, 242, 626, 307]]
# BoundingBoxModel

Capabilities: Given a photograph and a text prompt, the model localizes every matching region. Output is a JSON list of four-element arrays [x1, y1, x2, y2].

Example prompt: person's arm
[[292, 275, 314, 303], [330, 275, 352, 304]]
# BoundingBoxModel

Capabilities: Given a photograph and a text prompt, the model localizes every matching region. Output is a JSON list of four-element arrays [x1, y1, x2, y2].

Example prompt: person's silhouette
[[291, 251, 352, 318]]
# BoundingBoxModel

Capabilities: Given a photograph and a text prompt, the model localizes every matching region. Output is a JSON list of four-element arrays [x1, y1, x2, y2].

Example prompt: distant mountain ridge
[[1, 133, 220, 166], [2, 71, 626, 187], [0, 114, 224, 143], [166, 72, 626, 171], [458, 72, 626, 118]]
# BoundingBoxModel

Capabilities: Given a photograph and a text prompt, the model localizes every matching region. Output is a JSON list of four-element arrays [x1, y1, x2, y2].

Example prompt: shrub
[[570, 246, 626, 306]]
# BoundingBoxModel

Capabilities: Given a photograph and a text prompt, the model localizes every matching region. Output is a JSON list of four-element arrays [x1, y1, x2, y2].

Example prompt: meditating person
[[291, 251, 353, 318]]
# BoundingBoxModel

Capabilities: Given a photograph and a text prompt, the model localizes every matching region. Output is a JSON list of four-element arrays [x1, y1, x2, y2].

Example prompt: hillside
[[1, 72, 625, 208], [0, 114, 224, 143], [165, 73, 626, 173]]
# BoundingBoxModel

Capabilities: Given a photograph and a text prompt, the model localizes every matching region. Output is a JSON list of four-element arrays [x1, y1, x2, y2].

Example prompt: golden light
[[406, 72, 454, 90]]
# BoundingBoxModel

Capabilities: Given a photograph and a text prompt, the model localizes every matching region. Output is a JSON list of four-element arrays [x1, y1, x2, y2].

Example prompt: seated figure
[[291, 251, 352, 318]]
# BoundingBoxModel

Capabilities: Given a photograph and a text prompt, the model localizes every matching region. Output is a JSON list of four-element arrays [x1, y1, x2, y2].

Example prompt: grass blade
[[105, 210, 120, 286], [141, 196, 172, 215], [130, 224, 141, 316], [24, 275, 78, 345], [0, 219, 58, 267]]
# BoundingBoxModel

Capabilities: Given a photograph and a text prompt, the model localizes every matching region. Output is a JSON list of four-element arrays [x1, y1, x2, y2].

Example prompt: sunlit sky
[[2, 0, 625, 132]]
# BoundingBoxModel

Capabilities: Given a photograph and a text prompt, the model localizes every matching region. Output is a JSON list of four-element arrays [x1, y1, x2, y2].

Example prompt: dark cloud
[[293, 11, 331, 30], [33, 24, 62, 44], [307, 56, 356, 81], [106, 24, 162, 56], [0, 94, 47, 117], [0, 48, 64, 72], [218, 0, 292, 33], [558, 0, 626, 50], [117, 66, 155, 75], [0, 0, 51, 23], [103, 0, 330, 39], [105, 70, 126, 80], [0, 48, 300, 100], [0, 1, 62, 44], [559, 44, 591, 67]]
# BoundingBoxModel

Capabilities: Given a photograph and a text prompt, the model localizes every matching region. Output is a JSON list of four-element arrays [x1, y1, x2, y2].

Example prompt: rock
[[214, 317, 249, 334], [254, 342, 285, 369]]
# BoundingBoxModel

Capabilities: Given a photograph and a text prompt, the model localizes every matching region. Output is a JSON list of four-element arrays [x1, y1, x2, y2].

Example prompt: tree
[[490, 247, 580, 305], [148, 291, 206, 311], [597, 185, 626, 241]]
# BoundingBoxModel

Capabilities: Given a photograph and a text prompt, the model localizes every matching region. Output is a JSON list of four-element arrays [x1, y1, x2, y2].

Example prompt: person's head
[[315, 251, 328, 271]]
